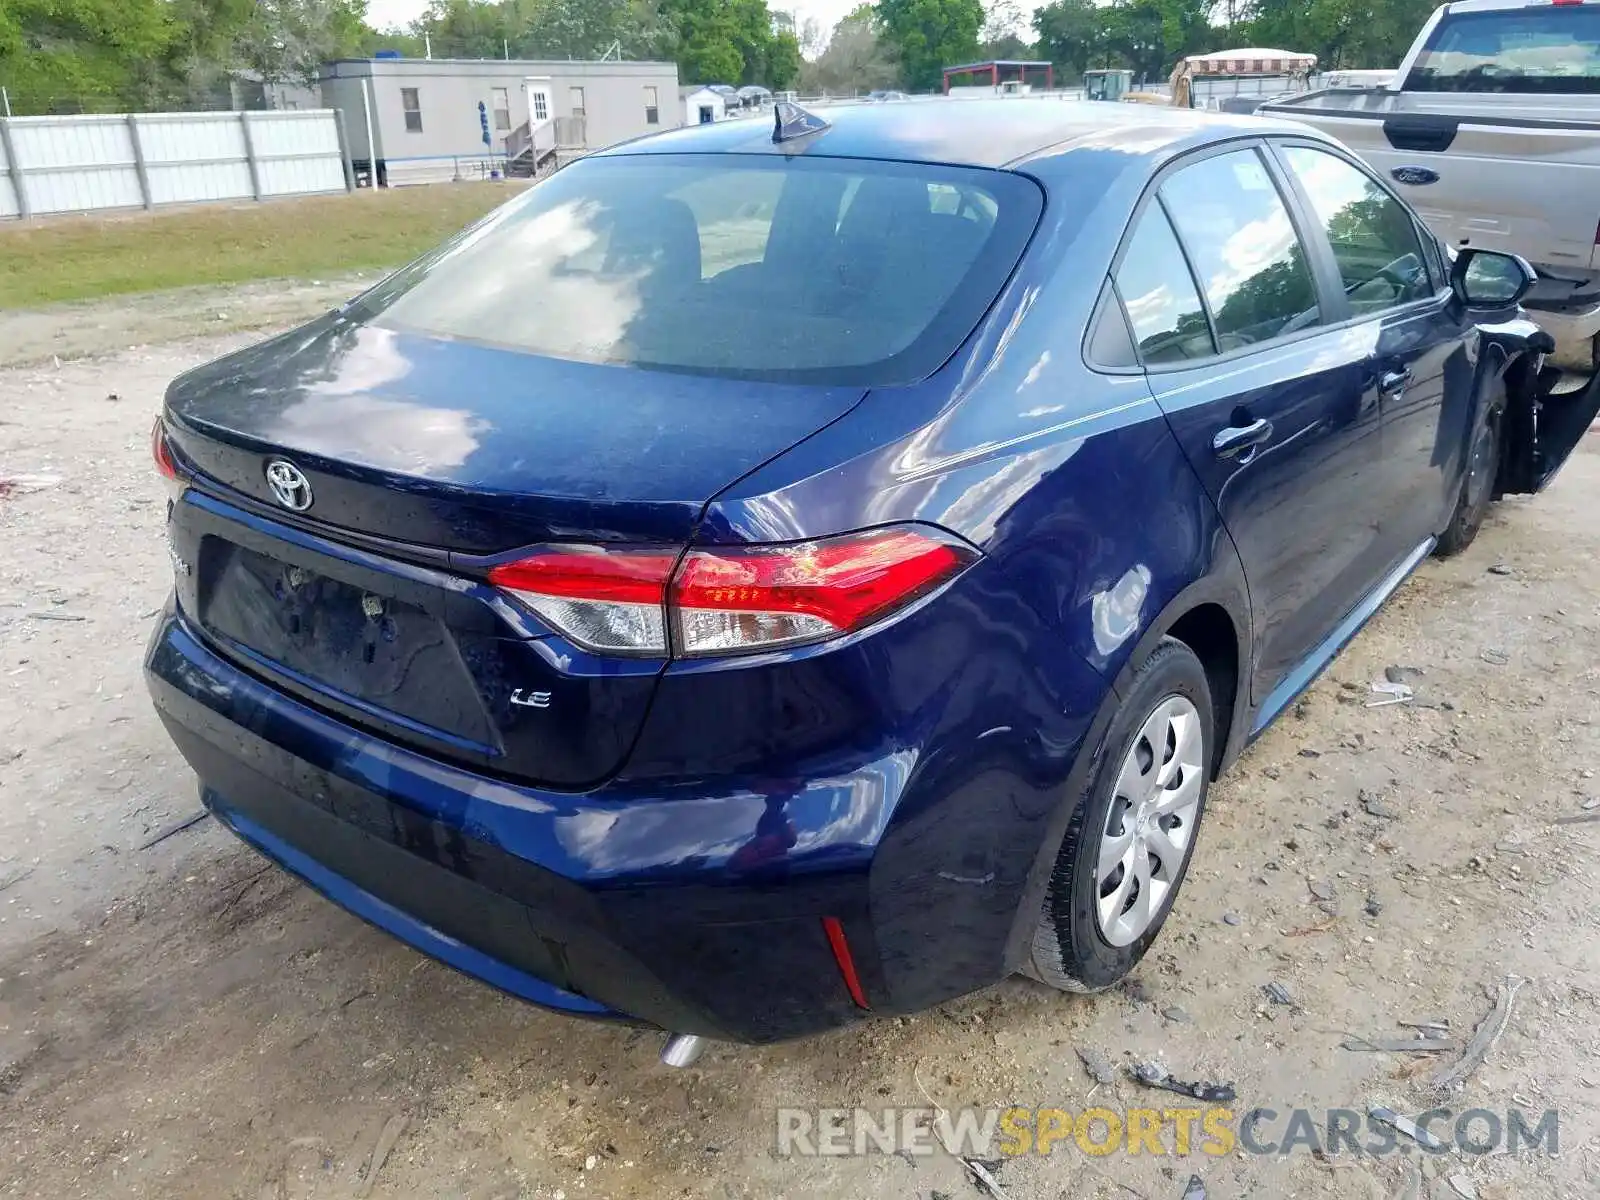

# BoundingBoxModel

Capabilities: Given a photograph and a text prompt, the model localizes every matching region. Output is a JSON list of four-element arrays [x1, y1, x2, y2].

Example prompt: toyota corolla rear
[[144, 145, 1086, 1042]]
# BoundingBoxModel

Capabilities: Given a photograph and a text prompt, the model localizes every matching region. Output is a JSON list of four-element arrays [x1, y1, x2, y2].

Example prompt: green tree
[[658, 0, 793, 86], [525, 0, 673, 59], [660, 0, 745, 82], [798, 6, 898, 94], [1035, 0, 1216, 82], [1104, 0, 1213, 81], [411, 0, 536, 59], [979, 0, 1034, 60], [0, 0, 177, 112], [1240, 0, 1436, 70], [234, 0, 366, 85], [156, 0, 254, 106], [873, 0, 983, 92], [764, 29, 801, 88], [1033, 0, 1103, 76], [358, 24, 427, 57]]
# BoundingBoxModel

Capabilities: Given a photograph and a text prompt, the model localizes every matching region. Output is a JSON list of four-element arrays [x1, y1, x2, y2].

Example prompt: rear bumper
[[147, 606, 908, 1042], [148, 593, 1110, 1042]]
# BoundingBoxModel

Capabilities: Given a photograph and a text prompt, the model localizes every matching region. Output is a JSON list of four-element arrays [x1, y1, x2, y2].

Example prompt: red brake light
[[152, 418, 179, 481], [672, 527, 975, 656], [486, 526, 976, 658], [487, 549, 677, 655]]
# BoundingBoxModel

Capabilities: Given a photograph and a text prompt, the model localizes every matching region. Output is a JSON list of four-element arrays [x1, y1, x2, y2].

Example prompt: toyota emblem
[[264, 459, 314, 511]]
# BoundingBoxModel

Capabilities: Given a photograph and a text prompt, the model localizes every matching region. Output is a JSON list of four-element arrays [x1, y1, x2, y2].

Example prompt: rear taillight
[[487, 526, 976, 659], [152, 418, 185, 502], [487, 548, 678, 655], [152, 417, 178, 480], [672, 528, 974, 656]]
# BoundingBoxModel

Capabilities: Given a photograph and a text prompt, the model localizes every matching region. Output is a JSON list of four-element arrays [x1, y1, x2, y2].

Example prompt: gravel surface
[[1, 303, 1597, 1200]]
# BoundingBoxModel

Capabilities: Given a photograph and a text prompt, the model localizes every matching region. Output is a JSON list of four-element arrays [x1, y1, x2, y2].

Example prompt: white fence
[[0, 109, 352, 220]]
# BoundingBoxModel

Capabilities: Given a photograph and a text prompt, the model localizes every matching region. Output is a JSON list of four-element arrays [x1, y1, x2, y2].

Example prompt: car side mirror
[[1452, 248, 1537, 309]]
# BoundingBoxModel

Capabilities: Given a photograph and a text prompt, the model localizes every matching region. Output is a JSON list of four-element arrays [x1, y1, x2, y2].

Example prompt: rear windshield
[[1409, 6, 1600, 93], [354, 153, 1042, 385]]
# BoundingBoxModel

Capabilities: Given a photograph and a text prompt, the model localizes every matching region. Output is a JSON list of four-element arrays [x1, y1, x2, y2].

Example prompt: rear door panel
[[1151, 328, 1385, 704], [1128, 144, 1391, 706]]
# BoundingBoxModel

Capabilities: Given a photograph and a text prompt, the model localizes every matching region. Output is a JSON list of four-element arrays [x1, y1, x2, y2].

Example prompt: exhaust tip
[[660, 1033, 708, 1068]]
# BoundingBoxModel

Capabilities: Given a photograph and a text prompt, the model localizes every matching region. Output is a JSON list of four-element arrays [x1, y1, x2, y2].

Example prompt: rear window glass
[[354, 153, 1042, 385], [1410, 7, 1600, 93]]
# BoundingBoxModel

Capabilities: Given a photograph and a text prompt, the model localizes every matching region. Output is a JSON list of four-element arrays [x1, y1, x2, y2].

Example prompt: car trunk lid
[[161, 319, 867, 787], [165, 317, 867, 552]]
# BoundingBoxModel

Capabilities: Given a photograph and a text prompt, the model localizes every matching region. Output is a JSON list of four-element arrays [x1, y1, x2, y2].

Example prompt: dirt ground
[[1, 294, 1597, 1200]]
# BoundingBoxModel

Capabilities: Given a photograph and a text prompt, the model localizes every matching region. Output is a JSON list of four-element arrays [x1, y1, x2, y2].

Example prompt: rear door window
[[1281, 145, 1433, 316], [1160, 149, 1323, 351], [1114, 204, 1214, 364], [355, 153, 1043, 385], [1410, 6, 1600, 93]]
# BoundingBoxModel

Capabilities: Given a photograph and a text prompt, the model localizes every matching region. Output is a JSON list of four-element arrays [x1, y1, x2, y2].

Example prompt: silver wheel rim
[[1095, 694, 1204, 948]]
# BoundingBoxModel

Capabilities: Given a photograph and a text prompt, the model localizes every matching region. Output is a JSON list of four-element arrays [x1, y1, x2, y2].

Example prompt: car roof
[[596, 98, 1319, 171]]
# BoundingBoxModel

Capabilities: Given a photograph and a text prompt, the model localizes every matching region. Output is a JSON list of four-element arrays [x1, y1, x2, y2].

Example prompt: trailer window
[[1410, 6, 1600, 93]]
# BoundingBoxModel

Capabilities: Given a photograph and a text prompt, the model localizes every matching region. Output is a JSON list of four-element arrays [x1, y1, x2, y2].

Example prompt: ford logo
[[1390, 166, 1440, 187]]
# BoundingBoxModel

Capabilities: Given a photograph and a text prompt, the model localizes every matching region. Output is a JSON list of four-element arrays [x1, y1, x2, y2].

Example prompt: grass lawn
[[0, 183, 522, 309]]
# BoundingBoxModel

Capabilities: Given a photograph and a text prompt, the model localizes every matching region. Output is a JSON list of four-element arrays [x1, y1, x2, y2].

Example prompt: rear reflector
[[487, 526, 975, 659], [821, 916, 870, 1009]]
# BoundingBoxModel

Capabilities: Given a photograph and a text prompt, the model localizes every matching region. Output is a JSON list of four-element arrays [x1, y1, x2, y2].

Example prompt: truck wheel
[[1026, 638, 1213, 993], [1436, 376, 1506, 558]]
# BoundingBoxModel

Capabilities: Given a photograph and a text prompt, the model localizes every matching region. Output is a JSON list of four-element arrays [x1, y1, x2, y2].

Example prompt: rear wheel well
[[1163, 605, 1239, 778]]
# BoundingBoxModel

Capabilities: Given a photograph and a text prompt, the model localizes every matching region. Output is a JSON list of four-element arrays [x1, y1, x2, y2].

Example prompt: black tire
[[1026, 637, 1214, 993], [1435, 375, 1507, 558]]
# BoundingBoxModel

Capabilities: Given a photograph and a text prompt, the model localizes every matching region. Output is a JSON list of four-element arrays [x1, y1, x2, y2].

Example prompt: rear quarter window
[[1114, 204, 1214, 364]]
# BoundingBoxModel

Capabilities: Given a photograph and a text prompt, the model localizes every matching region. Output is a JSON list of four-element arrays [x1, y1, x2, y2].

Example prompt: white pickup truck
[[1261, 0, 1600, 372]]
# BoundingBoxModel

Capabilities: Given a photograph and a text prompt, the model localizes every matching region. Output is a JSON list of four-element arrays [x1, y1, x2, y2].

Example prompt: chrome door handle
[[1379, 368, 1413, 397], [1212, 417, 1274, 460]]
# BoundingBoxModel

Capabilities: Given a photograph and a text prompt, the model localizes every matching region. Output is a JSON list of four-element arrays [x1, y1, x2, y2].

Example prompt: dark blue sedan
[[146, 100, 1596, 1052]]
